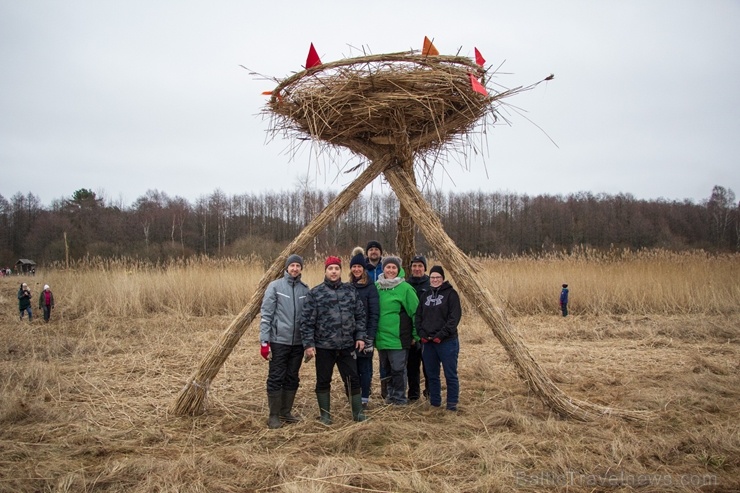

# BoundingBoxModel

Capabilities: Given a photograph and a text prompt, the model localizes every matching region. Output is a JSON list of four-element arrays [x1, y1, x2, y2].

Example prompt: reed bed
[[16, 249, 739, 320], [0, 252, 740, 493], [1, 290, 737, 491], [477, 248, 740, 316]]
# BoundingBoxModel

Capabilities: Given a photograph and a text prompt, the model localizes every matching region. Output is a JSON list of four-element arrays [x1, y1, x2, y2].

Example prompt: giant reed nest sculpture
[[171, 46, 649, 421]]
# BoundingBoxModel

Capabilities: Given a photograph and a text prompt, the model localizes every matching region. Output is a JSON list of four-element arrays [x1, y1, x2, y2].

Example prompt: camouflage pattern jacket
[[300, 278, 367, 350]]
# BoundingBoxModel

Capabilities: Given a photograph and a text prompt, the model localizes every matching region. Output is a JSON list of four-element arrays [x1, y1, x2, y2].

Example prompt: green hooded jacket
[[375, 268, 419, 350]]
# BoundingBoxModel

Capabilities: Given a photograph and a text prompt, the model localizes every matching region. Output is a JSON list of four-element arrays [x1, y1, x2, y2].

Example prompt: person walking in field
[[375, 256, 419, 406], [259, 254, 310, 429], [38, 284, 55, 323], [18, 283, 32, 322], [559, 283, 569, 317], [406, 254, 430, 401], [301, 256, 367, 425], [349, 247, 380, 409], [416, 266, 462, 412]]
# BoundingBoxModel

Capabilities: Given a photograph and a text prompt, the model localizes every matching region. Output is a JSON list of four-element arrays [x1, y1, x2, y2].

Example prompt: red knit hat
[[324, 256, 342, 268]]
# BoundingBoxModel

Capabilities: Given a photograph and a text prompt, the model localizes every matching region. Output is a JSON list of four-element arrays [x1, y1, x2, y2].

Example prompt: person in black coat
[[406, 255, 430, 401], [18, 283, 32, 322], [349, 247, 380, 408], [415, 266, 462, 411]]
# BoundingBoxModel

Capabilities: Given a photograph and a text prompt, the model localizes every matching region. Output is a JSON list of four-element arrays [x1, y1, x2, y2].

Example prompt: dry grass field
[[1, 250, 738, 492]]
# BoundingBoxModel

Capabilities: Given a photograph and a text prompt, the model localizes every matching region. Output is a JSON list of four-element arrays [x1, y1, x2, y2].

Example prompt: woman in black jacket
[[415, 266, 462, 411], [349, 247, 380, 409]]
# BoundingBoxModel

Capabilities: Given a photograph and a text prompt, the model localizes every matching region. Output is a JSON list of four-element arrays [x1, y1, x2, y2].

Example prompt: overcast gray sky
[[1, 1, 739, 207]]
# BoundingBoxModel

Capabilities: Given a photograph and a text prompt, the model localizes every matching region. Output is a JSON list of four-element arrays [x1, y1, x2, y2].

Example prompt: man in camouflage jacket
[[301, 256, 367, 424]]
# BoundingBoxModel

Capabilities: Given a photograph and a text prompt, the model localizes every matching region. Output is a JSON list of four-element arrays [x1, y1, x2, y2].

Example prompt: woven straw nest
[[263, 51, 523, 161]]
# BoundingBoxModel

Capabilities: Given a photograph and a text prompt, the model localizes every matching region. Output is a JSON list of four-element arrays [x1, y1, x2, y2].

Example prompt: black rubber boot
[[280, 389, 301, 423], [267, 391, 283, 429], [316, 392, 332, 425], [351, 393, 367, 422]]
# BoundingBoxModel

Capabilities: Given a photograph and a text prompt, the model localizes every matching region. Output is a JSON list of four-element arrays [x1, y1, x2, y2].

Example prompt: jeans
[[378, 349, 408, 404], [356, 354, 373, 401], [266, 343, 304, 393], [20, 306, 32, 321], [314, 347, 360, 395], [421, 337, 459, 410]]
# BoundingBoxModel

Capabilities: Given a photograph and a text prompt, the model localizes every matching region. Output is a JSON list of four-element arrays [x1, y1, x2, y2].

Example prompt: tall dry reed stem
[[12, 249, 738, 320]]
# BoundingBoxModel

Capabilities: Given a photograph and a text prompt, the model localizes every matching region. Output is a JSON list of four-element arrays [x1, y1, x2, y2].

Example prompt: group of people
[[258, 241, 462, 428], [17, 283, 55, 323]]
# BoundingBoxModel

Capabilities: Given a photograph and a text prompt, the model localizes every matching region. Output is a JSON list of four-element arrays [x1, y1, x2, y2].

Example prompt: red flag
[[474, 47, 486, 67], [469, 73, 488, 96], [422, 36, 439, 56], [306, 43, 322, 69]]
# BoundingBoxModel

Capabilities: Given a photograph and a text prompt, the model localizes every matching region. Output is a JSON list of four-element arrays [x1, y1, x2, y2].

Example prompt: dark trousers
[[266, 343, 304, 393], [378, 349, 408, 404], [421, 337, 459, 409], [407, 343, 428, 400], [561, 303, 568, 317], [42, 305, 52, 322], [315, 347, 361, 395], [356, 354, 373, 400]]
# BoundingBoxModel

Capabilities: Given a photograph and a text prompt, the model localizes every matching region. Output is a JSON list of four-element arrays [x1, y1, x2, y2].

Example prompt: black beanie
[[366, 240, 383, 254], [410, 255, 427, 270], [350, 251, 366, 268], [429, 265, 445, 279]]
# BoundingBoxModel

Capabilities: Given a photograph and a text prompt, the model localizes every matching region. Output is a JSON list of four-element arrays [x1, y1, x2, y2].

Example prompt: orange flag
[[469, 73, 488, 96], [422, 36, 439, 56], [306, 43, 322, 69], [261, 90, 282, 102], [474, 47, 486, 67]]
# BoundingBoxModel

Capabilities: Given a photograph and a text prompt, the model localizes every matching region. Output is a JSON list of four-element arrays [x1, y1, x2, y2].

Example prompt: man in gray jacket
[[259, 254, 310, 429]]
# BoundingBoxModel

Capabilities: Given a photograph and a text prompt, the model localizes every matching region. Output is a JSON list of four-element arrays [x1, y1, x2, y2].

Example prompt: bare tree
[[707, 185, 736, 248]]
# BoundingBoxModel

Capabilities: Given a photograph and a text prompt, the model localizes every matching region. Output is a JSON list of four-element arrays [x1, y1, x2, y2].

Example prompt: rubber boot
[[351, 393, 367, 422], [316, 392, 332, 425], [267, 391, 283, 429], [280, 389, 301, 423]]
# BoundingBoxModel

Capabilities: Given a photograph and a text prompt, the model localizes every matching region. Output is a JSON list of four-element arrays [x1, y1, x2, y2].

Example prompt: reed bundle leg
[[169, 157, 391, 416], [383, 165, 650, 421]]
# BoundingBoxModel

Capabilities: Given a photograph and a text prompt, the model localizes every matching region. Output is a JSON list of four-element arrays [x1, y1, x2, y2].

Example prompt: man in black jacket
[[406, 255, 430, 401]]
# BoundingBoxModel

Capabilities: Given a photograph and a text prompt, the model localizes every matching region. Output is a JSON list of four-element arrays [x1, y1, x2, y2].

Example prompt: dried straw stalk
[[170, 156, 392, 416], [384, 165, 651, 421]]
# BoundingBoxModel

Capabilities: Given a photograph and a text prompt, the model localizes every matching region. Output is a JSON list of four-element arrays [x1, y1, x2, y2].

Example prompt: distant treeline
[[1, 185, 737, 267]]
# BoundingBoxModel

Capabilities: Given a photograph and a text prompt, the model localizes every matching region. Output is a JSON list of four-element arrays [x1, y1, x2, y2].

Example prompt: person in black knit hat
[[349, 247, 380, 408], [364, 240, 384, 282]]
